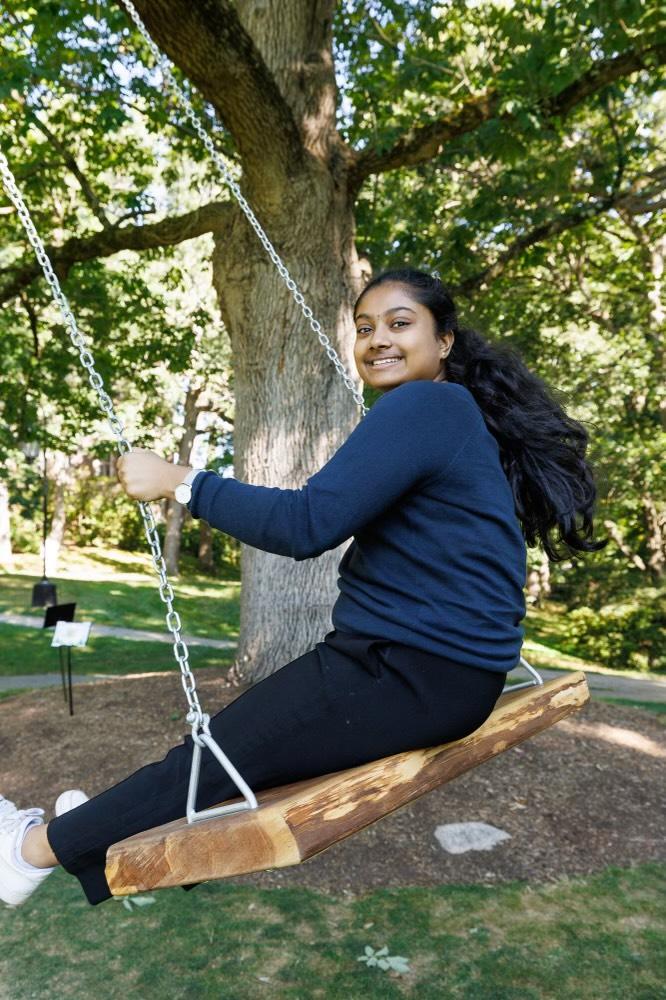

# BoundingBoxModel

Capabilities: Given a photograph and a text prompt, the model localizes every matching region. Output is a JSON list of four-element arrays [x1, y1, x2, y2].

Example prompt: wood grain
[[106, 671, 589, 894]]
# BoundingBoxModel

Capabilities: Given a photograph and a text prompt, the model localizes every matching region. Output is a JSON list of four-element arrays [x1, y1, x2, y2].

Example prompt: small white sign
[[51, 621, 92, 648]]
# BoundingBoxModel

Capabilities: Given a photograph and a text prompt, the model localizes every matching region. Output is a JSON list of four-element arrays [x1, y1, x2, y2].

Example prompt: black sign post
[[43, 604, 77, 714]]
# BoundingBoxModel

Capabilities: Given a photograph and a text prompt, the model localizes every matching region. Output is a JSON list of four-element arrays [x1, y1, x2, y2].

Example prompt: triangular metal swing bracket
[[502, 654, 544, 694], [186, 719, 258, 824]]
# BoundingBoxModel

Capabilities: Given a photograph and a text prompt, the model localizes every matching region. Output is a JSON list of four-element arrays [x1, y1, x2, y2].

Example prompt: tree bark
[[211, 200, 363, 680], [164, 384, 204, 576], [198, 519, 214, 572], [0, 480, 13, 567], [44, 452, 69, 577]]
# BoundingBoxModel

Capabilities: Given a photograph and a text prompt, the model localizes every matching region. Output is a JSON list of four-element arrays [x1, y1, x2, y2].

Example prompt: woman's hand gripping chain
[[117, 449, 191, 503]]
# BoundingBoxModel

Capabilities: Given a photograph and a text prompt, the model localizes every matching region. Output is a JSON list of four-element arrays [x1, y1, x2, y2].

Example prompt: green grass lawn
[[0, 622, 235, 677], [0, 549, 239, 677], [0, 548, 240, 640], [2, 548, 664, 685], [1, 862, 663, 999]]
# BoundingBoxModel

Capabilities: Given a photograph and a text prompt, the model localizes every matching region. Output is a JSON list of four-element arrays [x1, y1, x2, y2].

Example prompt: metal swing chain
[[121, 0, 368, 417], [0, 150, 260, 819]]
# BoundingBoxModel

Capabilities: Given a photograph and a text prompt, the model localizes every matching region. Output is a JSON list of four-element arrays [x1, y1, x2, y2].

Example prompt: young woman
[[0, 268, 605, 907]]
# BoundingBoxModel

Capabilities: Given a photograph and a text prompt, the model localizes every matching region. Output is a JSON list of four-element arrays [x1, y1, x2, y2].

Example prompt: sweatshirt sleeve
[[188, 381, 478, 561]]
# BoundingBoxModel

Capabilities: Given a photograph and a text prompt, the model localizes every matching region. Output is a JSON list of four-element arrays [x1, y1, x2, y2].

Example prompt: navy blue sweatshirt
[[189, 380, 527, 673]]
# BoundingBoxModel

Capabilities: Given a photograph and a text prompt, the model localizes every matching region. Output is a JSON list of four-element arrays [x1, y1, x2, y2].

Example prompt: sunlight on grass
[[0, 624, 234, 676], [0, 548, 240, 640], [3, 549, 661, 682], [524, 607, 664, 681], [9, 548, 155, 583]]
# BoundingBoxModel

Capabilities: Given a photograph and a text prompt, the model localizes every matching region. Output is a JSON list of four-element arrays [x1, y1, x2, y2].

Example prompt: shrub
[[180, 516, 240, 578], [66, 476, 146, 550], [562, 590, 665, 672]]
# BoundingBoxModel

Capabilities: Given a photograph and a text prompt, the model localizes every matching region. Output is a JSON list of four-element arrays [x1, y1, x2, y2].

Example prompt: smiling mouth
[[367, 357, 403, 368]]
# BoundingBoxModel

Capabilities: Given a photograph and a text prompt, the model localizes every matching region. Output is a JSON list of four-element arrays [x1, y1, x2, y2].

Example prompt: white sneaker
[[55, 789, 89, 816], [0, 795, 54, 908]]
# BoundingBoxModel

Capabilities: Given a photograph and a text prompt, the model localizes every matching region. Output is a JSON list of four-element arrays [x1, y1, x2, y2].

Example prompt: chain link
[[0, 150, 206, 731], [122, 0, 367, 415]]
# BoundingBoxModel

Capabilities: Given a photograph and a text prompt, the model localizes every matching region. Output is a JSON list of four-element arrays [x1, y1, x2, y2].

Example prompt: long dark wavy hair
[[354, 267, 607, 562]]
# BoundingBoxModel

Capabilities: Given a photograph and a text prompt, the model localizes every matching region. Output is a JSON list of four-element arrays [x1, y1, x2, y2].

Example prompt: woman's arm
[[187, 383, 478, 559], [118, 382, 478, 560]]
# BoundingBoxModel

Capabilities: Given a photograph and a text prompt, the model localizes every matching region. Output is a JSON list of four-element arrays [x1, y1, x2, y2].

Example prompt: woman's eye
[[392, 320, 408, 328], [356, 327, 371, 336]]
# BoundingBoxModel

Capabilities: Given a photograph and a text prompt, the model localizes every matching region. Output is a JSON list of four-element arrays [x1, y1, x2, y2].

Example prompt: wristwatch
[[174, 468, 203, 506]]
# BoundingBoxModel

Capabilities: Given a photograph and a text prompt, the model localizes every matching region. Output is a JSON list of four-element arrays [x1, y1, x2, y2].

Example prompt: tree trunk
[[0, 480, 13, 567], [212, 217, 364, 681], [44, 451, 69, 577], [643, 496, 665, 582], [647, 233, 665, 430], [525, 549, 551, 607], [198, 519, 214, 572], [164, 384, 203, 576], [206, 2, 365, 681]]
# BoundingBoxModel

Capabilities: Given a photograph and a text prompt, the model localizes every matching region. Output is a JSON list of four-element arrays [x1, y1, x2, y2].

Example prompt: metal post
[[42, 447, 48, 580], [31, 447, 57, 607]]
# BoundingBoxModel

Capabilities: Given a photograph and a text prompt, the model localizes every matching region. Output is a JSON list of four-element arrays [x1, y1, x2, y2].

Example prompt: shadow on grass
[[595, 696, 666, 716], [0, 572, 240, 638], [0, 623, 236, 677], [0, 862, 663, 999]]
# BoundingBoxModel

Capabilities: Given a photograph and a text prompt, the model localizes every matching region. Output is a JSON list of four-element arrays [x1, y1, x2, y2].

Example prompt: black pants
[[47, 629, 506, 905]]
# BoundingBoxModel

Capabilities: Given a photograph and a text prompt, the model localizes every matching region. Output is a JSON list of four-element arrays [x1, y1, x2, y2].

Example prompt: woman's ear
[[439, 331, 455, 360]]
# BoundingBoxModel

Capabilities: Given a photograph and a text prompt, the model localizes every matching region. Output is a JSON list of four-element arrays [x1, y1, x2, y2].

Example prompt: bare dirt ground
[[1, 671, 664, 894]]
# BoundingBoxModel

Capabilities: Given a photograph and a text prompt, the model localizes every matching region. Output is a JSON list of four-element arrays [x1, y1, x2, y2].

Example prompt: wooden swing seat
[[106, 671, 589, 895]]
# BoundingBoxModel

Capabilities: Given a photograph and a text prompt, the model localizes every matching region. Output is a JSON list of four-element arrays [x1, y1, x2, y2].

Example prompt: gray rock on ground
[[434, 821, 512, 854]]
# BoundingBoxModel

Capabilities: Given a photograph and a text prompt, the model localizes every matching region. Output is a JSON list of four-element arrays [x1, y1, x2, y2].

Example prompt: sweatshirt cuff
[[188, 469, 220, 517]]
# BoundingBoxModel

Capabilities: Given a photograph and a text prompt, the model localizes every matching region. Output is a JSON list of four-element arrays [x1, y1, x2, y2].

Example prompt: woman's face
[[353, 283, 454, 391]]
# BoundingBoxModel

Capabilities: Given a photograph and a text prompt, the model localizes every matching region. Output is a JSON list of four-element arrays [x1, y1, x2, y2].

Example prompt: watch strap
[[175, 468, 204, 505], [182, 468, 203, 489]]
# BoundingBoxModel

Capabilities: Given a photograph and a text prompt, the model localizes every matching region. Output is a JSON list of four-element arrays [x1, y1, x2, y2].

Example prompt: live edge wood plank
[[106, 671, 589, 895]]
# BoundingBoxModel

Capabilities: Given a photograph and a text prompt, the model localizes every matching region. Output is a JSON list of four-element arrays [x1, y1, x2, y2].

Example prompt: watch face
[[175, 483, 191, 504]]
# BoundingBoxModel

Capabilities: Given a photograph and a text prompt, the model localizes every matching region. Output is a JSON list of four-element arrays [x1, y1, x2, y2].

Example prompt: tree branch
[[0, 201, 234, 304], [349, 40, 666, 190], [20, 293, 40, 358], [119, 0, 305, 209], [28, 111, 113, 230], [602, 519, 647, 572], [451, 171, 666, 300]]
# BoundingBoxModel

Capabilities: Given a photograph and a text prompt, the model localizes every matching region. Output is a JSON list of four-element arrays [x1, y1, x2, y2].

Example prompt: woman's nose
[[368, 323, 391, 348]]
